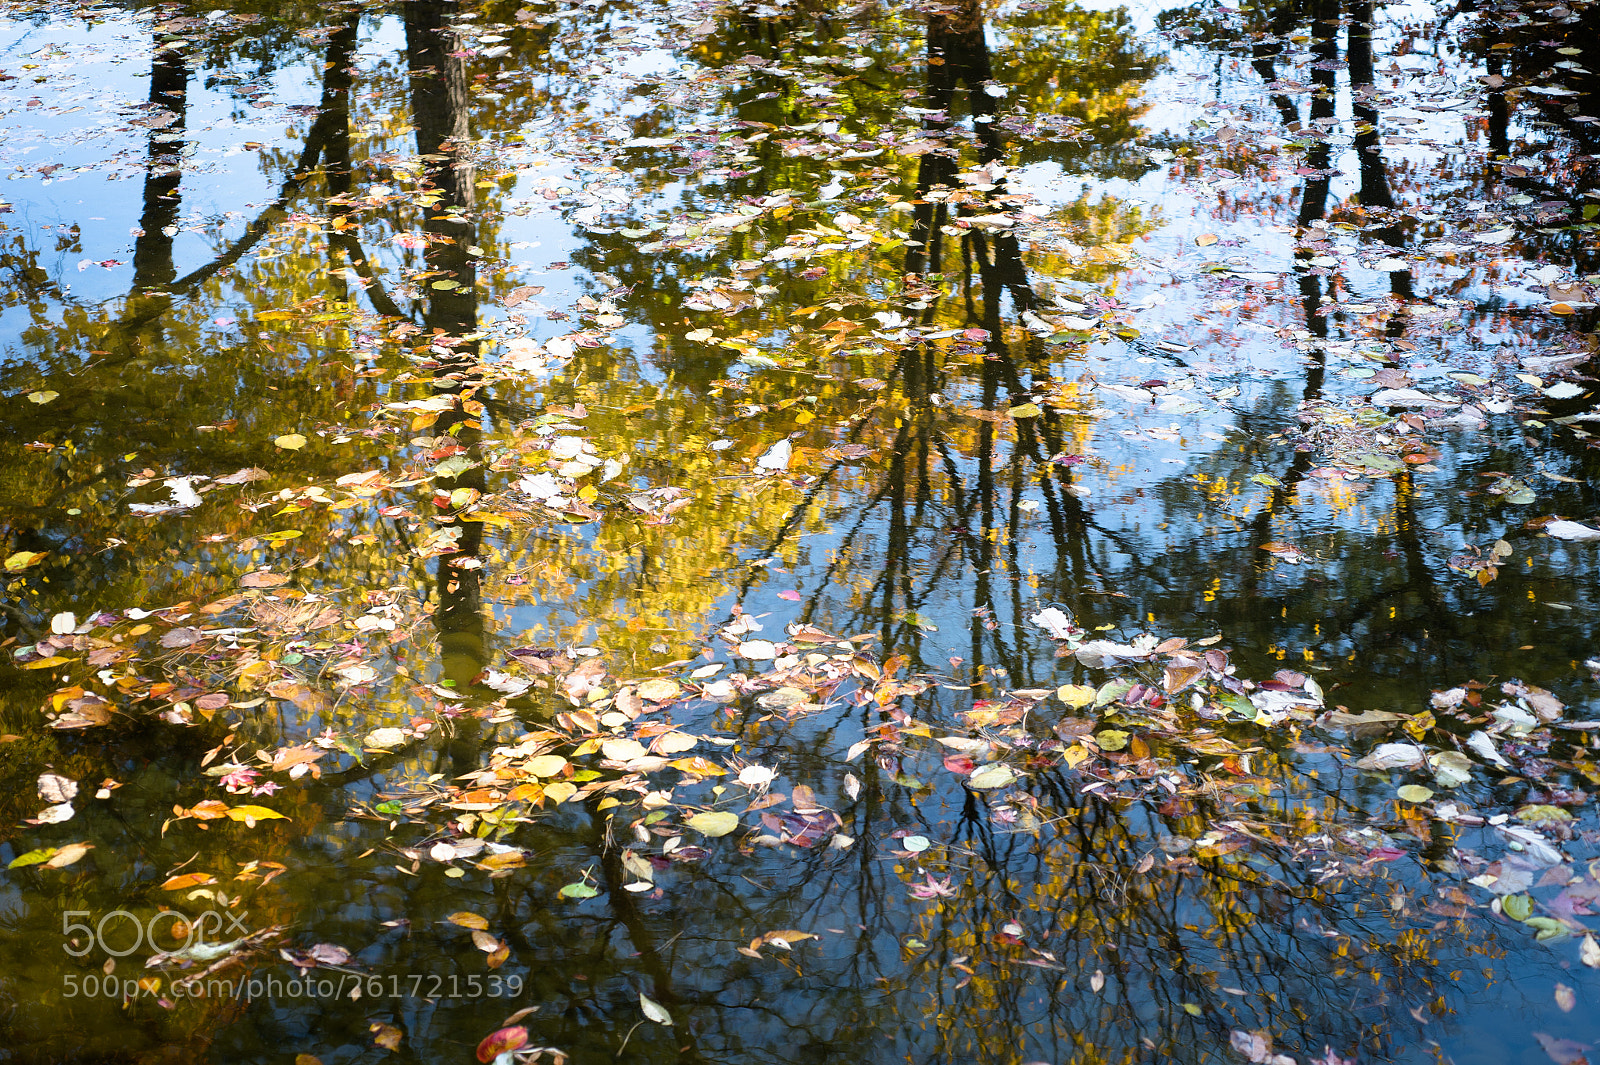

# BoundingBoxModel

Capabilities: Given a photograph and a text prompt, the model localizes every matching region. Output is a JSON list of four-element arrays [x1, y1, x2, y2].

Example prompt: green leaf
[[559, 882, 599, 899], [1525, 916, 1568, 941], [434, 455, 476, 479], [1396, 784, 1433, 804], [1217, 693, 1255, 718], [1502, 894, 1534, 922], [1095, 679, 1133, 707]]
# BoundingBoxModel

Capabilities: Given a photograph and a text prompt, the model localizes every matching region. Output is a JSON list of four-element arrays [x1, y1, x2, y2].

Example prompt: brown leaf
[[159, 627, 205, 649], [502, 286, 544, 308], [370, 1022, 402, 1051]]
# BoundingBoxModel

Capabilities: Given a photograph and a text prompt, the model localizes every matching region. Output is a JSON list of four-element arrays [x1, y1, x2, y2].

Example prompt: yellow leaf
[[5, 550, 48, 572], [523, 755, 567, 778], [1195, 233, 1218, 247], [225, 804, 287, 823], [685, 810, 740, 837], [447, 911, 489, 930], [478, 850, 527, 871], [1057, 684, 1096, 708], [543, 781, 577, 805], [670, 756, 727, 776], [274, 434, 307, 450]]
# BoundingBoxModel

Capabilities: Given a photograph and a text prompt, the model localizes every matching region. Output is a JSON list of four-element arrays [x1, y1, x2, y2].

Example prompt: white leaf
[[1369, 388, 1460, 408], [35, 802, 75, 824], [1546, 520, 1600, 541], [50, 612, 77, 636], [1028, 607, 1076, 640], [756, 439, 792, 472], [517, 472, 565, 501], [38, 773, 78, 803], [737, 765, 776, 789], [165, 476, 204, 508], [1467, 730, 1510, 767], [1074, 640, 1155, 669], [1354, 743, 1426, 770], [639, 992, 673, 1025]]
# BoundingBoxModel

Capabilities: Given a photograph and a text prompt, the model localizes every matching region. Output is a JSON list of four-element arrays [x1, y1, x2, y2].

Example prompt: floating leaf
[[1396, 785, 1433, 804], [1502, 894, 1534, 921], [161, 872, 216, 890], [523, 754, 567, 778], [967, 763, 1016, 789], [447, 912, 489, 931], [364, 728, 408, 749], [559, 882, 598, 899], [370, 1022, 402, 1051], [1057, 684, 1095, 708], [1429, 751, 1473, 788], [1096, 730, 1130, 752], [686, 810, 740, 837], [274, 434, 307, 450], [1355, 743, 1425, 770], [226, 805, 287, 823], [636, 678, 681, 702], [27, 390, 59, 404], [8, 848, 58, 869], [5, 550, 48, 572], [476, 1027, 528, 1063], [639, 992, 673, 1025], [45, 842, 92, 868]]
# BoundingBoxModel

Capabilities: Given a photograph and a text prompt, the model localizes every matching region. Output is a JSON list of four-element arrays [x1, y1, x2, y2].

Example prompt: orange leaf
[[161, 872, 217, 891]]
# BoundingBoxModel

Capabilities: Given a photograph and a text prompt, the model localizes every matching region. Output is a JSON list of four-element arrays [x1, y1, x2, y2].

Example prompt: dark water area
[[2, 0, 1600, 1061]]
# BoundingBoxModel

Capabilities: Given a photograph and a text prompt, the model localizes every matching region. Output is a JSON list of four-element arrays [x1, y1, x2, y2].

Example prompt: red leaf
[[476, 1026, 528, 1063]]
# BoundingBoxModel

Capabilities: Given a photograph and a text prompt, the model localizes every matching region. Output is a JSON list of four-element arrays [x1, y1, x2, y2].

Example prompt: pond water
[[3, 0, 1600, 1061]]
